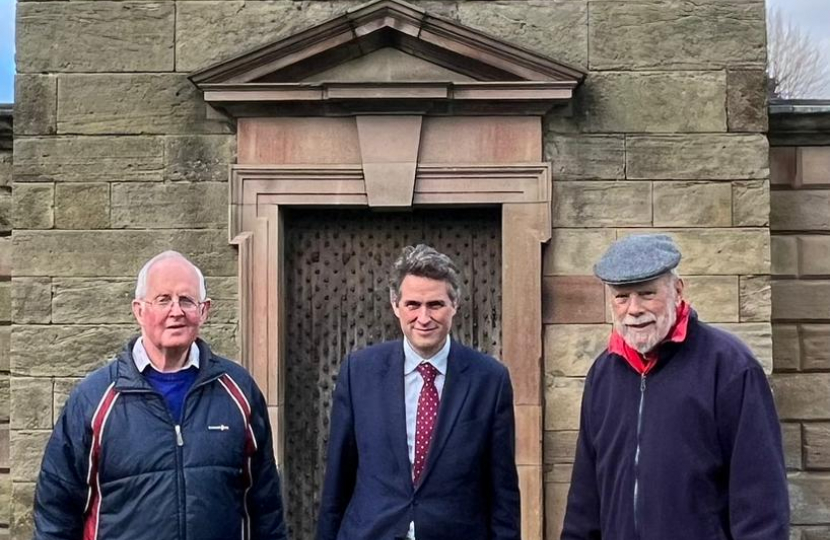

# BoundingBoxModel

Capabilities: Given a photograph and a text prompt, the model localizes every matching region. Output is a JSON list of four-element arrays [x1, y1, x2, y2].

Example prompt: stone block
[[0, 237, 11, 278], [14, 229, 237, 277], [772, 324, 799, 372], [801, 325, 830, 372], [0, 283, 8, 325], [164, 135, 235, 183], [55, 184, 110, 229], [772, 374, 830, 420], [740, 275, 771, 323], [544, 479, 570, 540], [0, 151, 10, 188], [11, 325, 135, 377], [543, 430, 578, 465], [567, 72, 727, 133], [771, 235, 798, 276], [0, 327, 9, 372], [200, 324, 239, 359], [799, 148, 830, 186], [176, 1, 356, 72], [770, 147, 797, 186], [772, 281, 830, 321], [457, 1, 588, 69], [0, 379, 7, 422], [782, 422, 803, 470], [0, 424, 6, 469], [544, 324, 608, 378], [12, 184, 53, 230], [10, 482, 35, 540], [771, 191, 830, 232], [0, 474, 9, 525], [732, 180, 770, 227], [111, 182, 227, 229], [626, 134, 768, 180], [10, 431, 51, 482], [544, 376, 584, 432], [716, 322, 772, 373], [52, 279, 134, 324], [589, 1, 764, 71], [12, 278, 51, 324], [14, 137, 163, 183], [53, 378, 82, 421], [10, 378, 52, 430], [0, 188, 11, 232], [804, 423, 830, 469], [544, 135, 624, 181], [17, 2, 174, 72], [804, 527, 830, 540], [13, 75, 57, 136], [789, 473, 830, 524], [683, 275, 739, 323], [204, 277, 238, 325], [652, 182, 732, 227], [618, 229, 769, 275], [553, 181, 651, 227], [727, 70, 769, 132], [542, 276, 605, 324], [800, 236, 830, 276], [544, 229, 615, 276], [57, 74, 231, 135]]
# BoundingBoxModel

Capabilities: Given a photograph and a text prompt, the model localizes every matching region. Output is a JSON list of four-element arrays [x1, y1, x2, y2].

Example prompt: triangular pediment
[[302, 48, 476, 83]]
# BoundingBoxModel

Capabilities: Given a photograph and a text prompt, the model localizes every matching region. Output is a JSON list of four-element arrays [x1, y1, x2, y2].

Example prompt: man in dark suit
[[317, 244, 520, 540]]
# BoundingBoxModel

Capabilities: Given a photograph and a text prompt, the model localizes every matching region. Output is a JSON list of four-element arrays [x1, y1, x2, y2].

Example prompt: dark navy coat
[[561, 314, 789, 540], [33, 337, 288, 540], [316, 340, 520, 540]]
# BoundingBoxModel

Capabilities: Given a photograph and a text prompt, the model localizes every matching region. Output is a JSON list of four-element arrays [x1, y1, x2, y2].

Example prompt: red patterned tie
[[413, 362, 440, 485]]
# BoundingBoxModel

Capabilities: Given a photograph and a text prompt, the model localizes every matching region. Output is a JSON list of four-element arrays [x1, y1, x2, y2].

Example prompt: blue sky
[[0, 0, 13, 104]]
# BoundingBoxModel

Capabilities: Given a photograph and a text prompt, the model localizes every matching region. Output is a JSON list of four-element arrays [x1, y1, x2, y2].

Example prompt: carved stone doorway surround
[[190, 1, 585, 538]]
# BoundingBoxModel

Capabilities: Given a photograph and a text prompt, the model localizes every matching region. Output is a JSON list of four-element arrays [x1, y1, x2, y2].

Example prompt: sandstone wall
[[1, 105, 12, 538]]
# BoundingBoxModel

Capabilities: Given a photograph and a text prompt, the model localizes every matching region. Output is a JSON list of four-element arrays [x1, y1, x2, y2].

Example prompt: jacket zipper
[[633, 373, 647, 539]]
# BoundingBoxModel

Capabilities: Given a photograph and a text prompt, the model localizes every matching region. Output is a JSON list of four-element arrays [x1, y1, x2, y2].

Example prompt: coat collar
[[115, 336, 225, 391]]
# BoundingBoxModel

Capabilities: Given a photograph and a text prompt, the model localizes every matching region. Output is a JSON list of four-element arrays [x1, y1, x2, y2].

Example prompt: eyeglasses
[[140, 295, 204, 315]]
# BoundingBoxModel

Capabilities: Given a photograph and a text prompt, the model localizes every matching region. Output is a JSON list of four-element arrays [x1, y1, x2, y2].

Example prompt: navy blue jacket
[[34, 337, 288, 540], [561, 314, 789, 540], [317, 340, 520, 540]]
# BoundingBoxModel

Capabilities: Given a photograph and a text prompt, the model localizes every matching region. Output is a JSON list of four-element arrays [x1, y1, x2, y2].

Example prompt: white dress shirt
[[132, 338, 200, 373], [403, 336, 450, 540]]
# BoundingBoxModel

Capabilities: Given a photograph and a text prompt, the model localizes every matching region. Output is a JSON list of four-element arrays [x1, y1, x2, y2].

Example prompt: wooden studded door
[[282, 207, 502, 539]]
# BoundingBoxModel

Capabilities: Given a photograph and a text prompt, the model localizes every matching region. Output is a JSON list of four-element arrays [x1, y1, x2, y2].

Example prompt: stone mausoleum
[[1, 0, 830, 538]]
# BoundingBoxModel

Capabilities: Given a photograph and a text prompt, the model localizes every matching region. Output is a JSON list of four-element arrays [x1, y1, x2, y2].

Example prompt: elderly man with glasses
[[33, 251, 288, 540]]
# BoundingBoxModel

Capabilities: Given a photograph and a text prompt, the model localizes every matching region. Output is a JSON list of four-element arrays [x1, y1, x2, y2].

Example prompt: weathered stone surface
[[800, 236, 830, 276], [12, 278, 51, 324], [716, 322, 772, 372], [0, 327, 9, 373], [55, 183, 110, 229], [544, 135, 624, 181], [10, 431, 51, 482], [773, 374, 830, 420], [0, 474, 9, 525], [804, 424, 830, 469], [771, 191, 830, 231], [545, 479, 570, 540], [544, 430, 578, 465], [457, 1, 587, 69], [14, 75, 57, 136], [11, 325, 135, 377], [626, 134, 768, 180], [11, 482, 35, 540], [52, 279, 134, 324], [799, 147, 830, 186], [801, 325, 830, 372], [543, 276, 605, 324], [544, 376, 584, 432], [0, 378, 7, 422], [200, 323, 239, 359], [544, 324, 608, 378], [563, 72, 726, 133], [772, 324, 800, 372], [727, 70, 769, 132], [10, 378, 52, 430], [619, 229, 770, 275], [0, 237, 11, 278], [789, 473, 830, 524], [17, 3, 174, 72], [204, 277, 238, 325], [771, 235, 798, 276], [0, 423, 7, 467], [770, 147, 796, 186], [740, 275, 771, 323], [652, 182, 732, 227], [14, 137, 163, 183], [12, 184, 53, 230], [553, 181, 651, 227], [683, 276, 739, 323], [111, 183, 227, 229], [53, 378, 82, 421], [58, 74, 231, 135], [0, 151, 11, 188], [782, 422, 802, 470], [14, 229, 237, 277], [589, 1, 764, 71], [0, 188, 11, 232], [176, 1, 357, 72], [804, 527, 830, 540], [732, 180, 769, 227], [165, 135, 235, 183], [772, 281, 830, 321], [0, 282, 8, 325], [544, 229, 615, 276]]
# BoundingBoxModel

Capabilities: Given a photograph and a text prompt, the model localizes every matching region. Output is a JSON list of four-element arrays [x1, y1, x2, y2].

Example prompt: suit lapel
[[381, 341, 413, 492], [416, 340, 472, 491]]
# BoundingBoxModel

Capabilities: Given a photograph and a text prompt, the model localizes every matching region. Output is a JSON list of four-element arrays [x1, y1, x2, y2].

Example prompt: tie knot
[[416, 362, 439, 383]]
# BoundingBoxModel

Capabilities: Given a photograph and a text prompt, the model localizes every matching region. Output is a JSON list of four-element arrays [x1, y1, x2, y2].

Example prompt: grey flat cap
[[594, 234, 681, 285]]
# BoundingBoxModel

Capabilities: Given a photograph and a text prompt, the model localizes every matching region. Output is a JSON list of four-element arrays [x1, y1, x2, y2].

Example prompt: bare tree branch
[[767, 6, 830, 99]]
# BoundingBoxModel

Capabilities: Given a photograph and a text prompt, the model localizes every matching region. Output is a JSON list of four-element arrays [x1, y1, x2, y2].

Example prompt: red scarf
[[608, 301, 691, 375]]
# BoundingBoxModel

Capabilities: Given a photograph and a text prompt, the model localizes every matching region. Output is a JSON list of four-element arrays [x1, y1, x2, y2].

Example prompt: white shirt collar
[[403, 336, 450, 376], [132, 337, 200, 373]]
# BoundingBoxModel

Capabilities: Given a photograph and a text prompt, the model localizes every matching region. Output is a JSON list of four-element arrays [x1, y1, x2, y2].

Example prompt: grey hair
[[388, 244, 462, 305], [135, 251, 207, 301]]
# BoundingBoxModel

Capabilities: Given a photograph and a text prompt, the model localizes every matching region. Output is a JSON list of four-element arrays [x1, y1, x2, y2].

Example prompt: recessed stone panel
[[771, 191, 830, 231]]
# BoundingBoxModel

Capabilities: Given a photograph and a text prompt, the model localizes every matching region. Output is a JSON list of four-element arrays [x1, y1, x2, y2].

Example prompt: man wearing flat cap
[[561, 234, 789, 540]]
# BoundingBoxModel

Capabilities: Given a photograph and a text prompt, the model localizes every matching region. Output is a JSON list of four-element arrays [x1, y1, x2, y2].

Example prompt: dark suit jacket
[[316, 340, 520, 540]]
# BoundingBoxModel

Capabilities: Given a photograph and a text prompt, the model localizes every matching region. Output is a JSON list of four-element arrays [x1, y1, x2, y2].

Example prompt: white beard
[[614, 300, 678, 354]]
